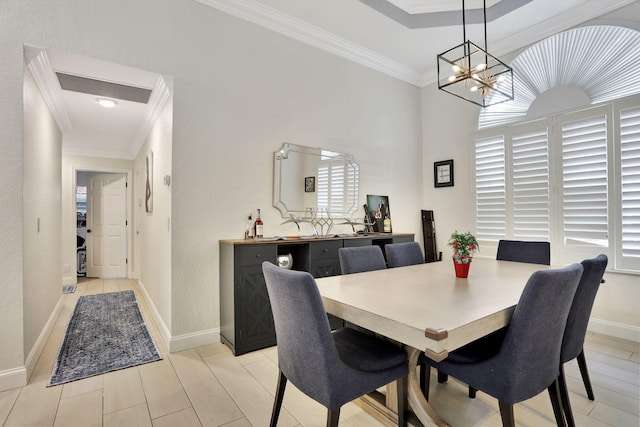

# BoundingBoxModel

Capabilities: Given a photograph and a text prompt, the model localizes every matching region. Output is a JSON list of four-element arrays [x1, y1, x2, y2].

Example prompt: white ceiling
[[29, 0, 639, 159]]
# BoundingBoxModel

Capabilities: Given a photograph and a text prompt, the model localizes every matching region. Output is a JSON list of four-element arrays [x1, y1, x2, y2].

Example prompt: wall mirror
[[273, 143, 360, 225]]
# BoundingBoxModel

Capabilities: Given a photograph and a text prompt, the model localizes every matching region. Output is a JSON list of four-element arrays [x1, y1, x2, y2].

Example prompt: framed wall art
[[145, 150, 153, 212], [434, 159, 454, 188], [304, 176, 315, 193]]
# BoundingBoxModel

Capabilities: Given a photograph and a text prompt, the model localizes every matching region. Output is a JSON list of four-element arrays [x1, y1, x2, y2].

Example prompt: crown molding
[[130, 76, 172, 159], [194, 0, 422, 86], [24, 46, 73, 133]]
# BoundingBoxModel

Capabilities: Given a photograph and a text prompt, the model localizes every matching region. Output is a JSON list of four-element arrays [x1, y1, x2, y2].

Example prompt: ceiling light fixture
[[437, 0, 513, 108], [97, 98, 117, 108]]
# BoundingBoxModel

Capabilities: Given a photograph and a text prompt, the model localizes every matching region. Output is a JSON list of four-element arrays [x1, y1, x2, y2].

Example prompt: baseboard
[[136, 280, 220, 353], [589, 318, 640, 343], [24, 296, 66, 381], [169, 328, 220, 353], [0, 367, 27, 392], [135, 279, 171, 352]]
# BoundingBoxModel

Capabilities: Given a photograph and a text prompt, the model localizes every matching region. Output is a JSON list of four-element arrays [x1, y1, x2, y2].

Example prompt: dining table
[[315, 256, 552, 427]]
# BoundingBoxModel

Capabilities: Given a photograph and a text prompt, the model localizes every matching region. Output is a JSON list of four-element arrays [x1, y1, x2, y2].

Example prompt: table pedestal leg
[[407, 348, 452, 427], [355, 348, 452, 426]]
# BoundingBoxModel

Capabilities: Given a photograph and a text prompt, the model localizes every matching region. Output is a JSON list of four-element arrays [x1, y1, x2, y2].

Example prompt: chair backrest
[[561, 254, 608, 363], [338, 246, 386, 274], [262, 261, 345, 406], [385, 242, 424, 268], [491, 263, 583, 403], [496, 240, 550, 265]]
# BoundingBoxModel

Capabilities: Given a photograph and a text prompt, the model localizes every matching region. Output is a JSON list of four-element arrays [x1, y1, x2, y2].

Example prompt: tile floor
[[0, 278, 637, 426]]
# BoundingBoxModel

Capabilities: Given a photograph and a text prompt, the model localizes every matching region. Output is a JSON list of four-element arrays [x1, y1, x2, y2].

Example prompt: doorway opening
[[76, 170, 129, 279]]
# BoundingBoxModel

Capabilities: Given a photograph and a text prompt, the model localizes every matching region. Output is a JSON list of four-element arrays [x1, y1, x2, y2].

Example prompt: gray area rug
[[48, 290, 162, 387]]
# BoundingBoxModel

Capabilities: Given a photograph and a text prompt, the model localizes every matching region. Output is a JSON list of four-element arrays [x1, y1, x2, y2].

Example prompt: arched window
[[478, 26, 640, 129], [473, 26, 640, 272]]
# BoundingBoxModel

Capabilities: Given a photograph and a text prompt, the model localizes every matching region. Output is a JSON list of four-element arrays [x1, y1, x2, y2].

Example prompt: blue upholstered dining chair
[[558, 254, 608, 427], [420, 263, 584, 427], [496, 239, 551, 265], [385, 242, 424, 268], [262, 261, 408, 427], [338, 245, 386, 274], [338, 245, 387, 334], [439, 239, 551, 396]]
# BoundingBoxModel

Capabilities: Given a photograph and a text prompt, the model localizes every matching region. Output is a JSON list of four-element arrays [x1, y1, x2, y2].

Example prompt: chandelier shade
[[437, 0, 514, 108]]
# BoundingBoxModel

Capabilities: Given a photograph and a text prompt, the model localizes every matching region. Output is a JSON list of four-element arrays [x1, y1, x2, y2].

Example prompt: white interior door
[[86, 173, 127, 278]]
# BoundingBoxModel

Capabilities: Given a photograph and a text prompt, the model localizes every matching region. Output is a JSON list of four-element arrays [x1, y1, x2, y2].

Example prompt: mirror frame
[[273, 143, 360, 219]]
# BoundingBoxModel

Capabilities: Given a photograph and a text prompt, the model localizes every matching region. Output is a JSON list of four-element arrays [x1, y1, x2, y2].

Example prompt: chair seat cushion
[[440, 327, 507, 364], [333, 327, 406, 372]]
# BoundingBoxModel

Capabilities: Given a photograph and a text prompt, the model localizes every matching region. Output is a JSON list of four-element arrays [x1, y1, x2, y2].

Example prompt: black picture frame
[[304, 176, 315, 192], [434, 159, 454, 188]]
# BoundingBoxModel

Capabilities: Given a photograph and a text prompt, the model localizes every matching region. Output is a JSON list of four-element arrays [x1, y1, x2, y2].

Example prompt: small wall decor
[[434, 159, 454, 188], [145, 150, 153, 212], [305, 176, 315, 193], [366, 194, 392, 233]]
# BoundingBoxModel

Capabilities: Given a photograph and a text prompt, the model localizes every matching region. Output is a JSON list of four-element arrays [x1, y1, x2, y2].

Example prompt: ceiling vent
[[56, 72, 152, 104]]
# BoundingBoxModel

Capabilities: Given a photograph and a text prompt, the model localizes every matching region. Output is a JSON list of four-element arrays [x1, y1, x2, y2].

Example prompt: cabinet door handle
[[323, 248, 328, 253], [256, 253, 261, 259]]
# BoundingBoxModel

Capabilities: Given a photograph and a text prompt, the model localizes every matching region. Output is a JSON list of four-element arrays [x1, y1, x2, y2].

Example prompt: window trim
[[473, 93, 640, 274]]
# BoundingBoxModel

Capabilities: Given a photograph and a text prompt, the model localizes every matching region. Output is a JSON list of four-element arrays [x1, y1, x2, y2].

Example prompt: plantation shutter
[[346, 162, 359, 216], [475, 135, 506, 241], [316, 158, 350, 217], [511, 123, 550, 240], [317, 163, 329, 213], [619, 105, 640, 269], [330, 160, 345, 214], [559, 107, 610, 259]]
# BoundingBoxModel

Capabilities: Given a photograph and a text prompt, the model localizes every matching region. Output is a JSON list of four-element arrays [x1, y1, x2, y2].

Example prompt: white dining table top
[[316, 257, 551, 361]]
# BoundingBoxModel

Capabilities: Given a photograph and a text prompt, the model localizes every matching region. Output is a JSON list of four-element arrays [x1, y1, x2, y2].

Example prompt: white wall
[[22, 62, 62, 376], [0, 24, 26, 384], [135, 95, 173, 345], [421, 84, 479, 255], [1, 0, 423, 358]]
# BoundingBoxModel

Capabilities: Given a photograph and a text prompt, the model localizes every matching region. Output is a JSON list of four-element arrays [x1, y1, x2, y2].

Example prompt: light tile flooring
[[0, 278, 638, 427]]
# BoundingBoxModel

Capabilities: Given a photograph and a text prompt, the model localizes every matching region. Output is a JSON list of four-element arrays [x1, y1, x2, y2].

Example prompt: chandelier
[[437, 0, 514, 108]]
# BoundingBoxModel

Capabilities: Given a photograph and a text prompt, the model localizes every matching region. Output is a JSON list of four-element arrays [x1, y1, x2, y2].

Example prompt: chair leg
[[420, 363, 432, 401], [498, 401, 516, 427], [437, 370, 448, 383], [468, 386, 477, 398], [547, 378, 567, 427], [558, 365, 576, 427], [270, 370, 287, 427], [577, 349, 595, 400], [327, 408, 340, 427], [396, 375, 408, 427]]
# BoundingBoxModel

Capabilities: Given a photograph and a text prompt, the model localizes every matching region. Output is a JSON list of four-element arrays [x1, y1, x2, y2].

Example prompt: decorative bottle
[[254, 209, 264, 238], [383, 214, 392, 233], [244, 214, 253, 239]]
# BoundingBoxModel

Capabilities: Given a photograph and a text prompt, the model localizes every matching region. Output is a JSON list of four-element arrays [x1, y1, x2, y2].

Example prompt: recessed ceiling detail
[[358, 0, 533, 29], [384, 0, 501, 15], [478, 25, 640, 129], [56, 73, 152, 104]]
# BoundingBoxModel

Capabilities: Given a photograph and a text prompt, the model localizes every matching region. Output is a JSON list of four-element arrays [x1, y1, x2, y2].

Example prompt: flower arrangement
[[448, 231, 479, 264]]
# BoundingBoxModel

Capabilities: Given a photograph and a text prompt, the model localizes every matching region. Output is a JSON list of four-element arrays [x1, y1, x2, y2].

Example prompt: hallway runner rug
[[48, 290, 162, 386]]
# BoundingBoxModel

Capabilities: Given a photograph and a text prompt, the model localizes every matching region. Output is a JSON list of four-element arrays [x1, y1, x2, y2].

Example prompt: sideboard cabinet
[[219, 233, 414, 355]]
